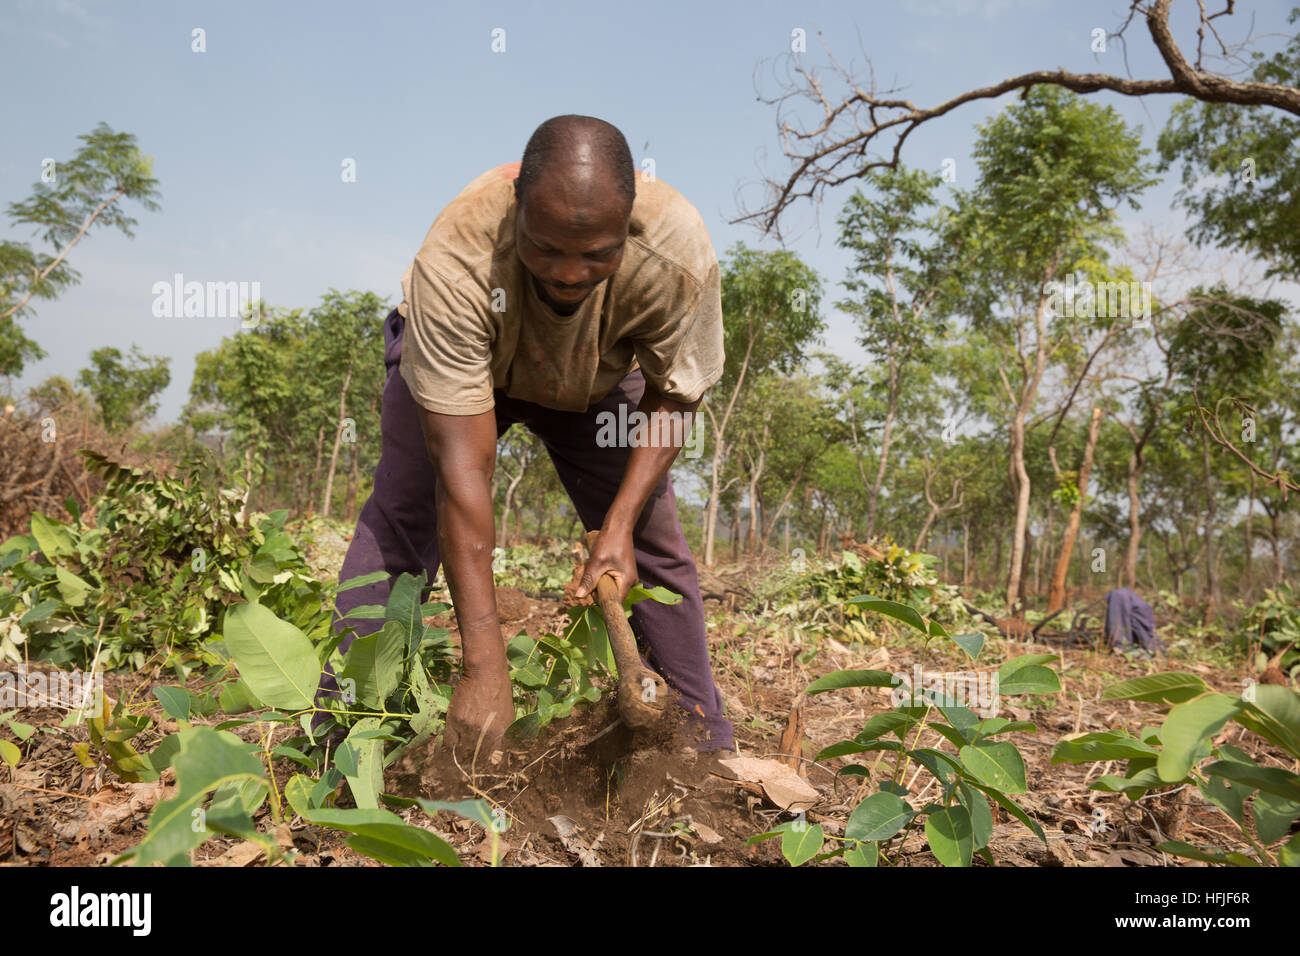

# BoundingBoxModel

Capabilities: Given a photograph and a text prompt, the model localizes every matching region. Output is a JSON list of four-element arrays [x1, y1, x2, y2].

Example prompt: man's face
[[515, 172, 630, 315]]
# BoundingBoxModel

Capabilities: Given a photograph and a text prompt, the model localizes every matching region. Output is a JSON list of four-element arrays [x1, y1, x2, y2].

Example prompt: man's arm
[[574, 383, 701, 603], [415, 405, 514, 757]]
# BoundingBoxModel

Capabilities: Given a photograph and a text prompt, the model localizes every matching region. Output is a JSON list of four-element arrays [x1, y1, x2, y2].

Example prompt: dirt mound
[[387, 698, 782, 866]]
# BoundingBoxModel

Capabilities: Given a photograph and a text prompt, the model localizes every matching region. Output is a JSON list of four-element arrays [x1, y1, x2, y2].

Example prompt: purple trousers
[[320, 307, 733, 751]]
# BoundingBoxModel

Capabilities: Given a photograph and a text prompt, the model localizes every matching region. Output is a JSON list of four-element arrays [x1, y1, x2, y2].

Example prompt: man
[[322, 114, 734, 760]]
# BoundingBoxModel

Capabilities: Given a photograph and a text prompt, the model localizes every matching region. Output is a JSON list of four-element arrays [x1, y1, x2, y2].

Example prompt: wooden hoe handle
[[582, 530, 667, 729]]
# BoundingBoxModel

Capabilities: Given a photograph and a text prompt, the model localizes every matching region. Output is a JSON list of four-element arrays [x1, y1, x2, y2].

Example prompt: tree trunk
[[310, 422, 326, 511], [1006, 404, 1032, 611], [1123, 448, 1143, 588], [1200, 431, 1218, 619], [345, 442, 360, 523], [1244, 469, 1255, 596], [962, 520, 972, 587], [1047, 406, 1103, 613], [498, 463, 526, 548], [322, 364, 354, 520]]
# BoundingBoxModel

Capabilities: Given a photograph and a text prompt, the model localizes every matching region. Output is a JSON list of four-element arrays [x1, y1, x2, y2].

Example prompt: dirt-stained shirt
[[396, 161, 724, 416]]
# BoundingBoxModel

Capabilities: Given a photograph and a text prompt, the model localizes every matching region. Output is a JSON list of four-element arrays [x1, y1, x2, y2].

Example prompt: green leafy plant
[[751, 596, 1061, 866], [1238, 584, 1300, 680], [0, 709, 35, 767], [1051, 672, 1300, 866], [0, 450, 335, 673], [115, 571, 680, 865], [777, 539, 967, 638]]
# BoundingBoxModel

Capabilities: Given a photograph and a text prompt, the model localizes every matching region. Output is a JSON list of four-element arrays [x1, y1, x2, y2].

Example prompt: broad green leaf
[[1156, 840, 1260, 867], [0, 533, 35, 556], [816, 738, 902, 761], [285, 773, 316, 817], [853, 710, 918, 741], [0, 739, 20, 766], [957, 782, 993, 851], [926, 805, 973, 867], [936, 704, 980, 742], [846, 597, 927, 634], [340, 604, 386, 621], [949, 632, 984, 660], [55, 566, 93, 607], [1280, 832, 1300, 867], [223, 601, 321, 711], [625, 584, 681, 608], [998, 653, 1059, 670], [909, 747, 963, 796], [1092, 767, 1165, 798], [6, 721, 35, 741], [844, 840, 878, 867], [1235, 685, 1300, 761], [960, 741, 1028, 793], [337, 717, 384, 809], [125, 727, 268, 867], [384, 572, 426, 654], [419, 799, 504, 832], [219, 679, 261, 714], [806, 669, 897, 695], [337, 570, 390, 592], [29, 512, 75, 558], [295, 804, 460, 867], [971, 718, 1037, 740], [1101, 672, 1208, 704], [1157, 694, 1242, 782], [408, 663, 446, 737], [1253, 792, 1300, 844], [781, 824, 824, 866], [153, 686, 191, 723], [1198, 773, 1251, 825], [1051, 730, 1159, 764], [143, 733, 184, 774], [997, 664, 1060, 696], [20, 598, 62, 627], [339, 621, 406, 708], [845, 791, 915, 841], [1206, 760, 1300, 803]]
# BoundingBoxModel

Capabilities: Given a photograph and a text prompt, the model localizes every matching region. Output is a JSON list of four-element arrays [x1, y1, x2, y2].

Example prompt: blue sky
[[2, 0, 1296, 423]]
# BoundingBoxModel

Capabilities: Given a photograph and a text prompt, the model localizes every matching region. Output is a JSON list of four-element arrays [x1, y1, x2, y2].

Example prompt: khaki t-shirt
[[396, 161, 724, 415]]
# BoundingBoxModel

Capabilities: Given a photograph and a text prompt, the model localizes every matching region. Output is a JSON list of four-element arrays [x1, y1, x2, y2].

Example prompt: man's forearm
[[603, 385, 700, 535], [434, 467, 504, 674]]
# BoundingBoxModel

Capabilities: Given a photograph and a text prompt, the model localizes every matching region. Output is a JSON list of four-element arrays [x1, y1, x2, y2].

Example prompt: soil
[[1, 565, 1293, 868]]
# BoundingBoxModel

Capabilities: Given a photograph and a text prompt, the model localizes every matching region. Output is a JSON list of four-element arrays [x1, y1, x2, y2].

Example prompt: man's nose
[[549, 259, 591, 286]]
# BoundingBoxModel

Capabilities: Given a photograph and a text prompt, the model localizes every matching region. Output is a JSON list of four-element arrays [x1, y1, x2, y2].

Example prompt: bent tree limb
[[738, 0, 1300, 237]]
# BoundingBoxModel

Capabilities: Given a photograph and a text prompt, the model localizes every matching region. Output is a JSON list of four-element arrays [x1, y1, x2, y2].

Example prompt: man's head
[[514, 115, 634, 315]]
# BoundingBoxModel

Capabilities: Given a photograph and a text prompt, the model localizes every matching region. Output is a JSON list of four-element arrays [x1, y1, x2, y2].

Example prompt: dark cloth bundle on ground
[[1103, 588, 1164, 656]]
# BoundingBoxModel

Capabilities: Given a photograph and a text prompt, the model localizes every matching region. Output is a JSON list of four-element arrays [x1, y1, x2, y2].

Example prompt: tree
[[1, 123, 160, 377], [75, 345, 171, 433], [308, 290, 387, 519], [834, 164, 962, 537], [948, 87, 1157, 612], [737, 1, 1300, 239], [1158, 9, 1300, 280], [699, 242, 824, 567]]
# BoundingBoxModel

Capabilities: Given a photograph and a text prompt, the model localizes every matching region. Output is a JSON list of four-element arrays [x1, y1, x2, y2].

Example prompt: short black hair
[[515, 115, 635, 216]]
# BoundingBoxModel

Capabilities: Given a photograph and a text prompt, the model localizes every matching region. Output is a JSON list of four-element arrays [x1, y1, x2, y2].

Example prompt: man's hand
[[444, 660, 514, 762], [573, 526, 638, 605]]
